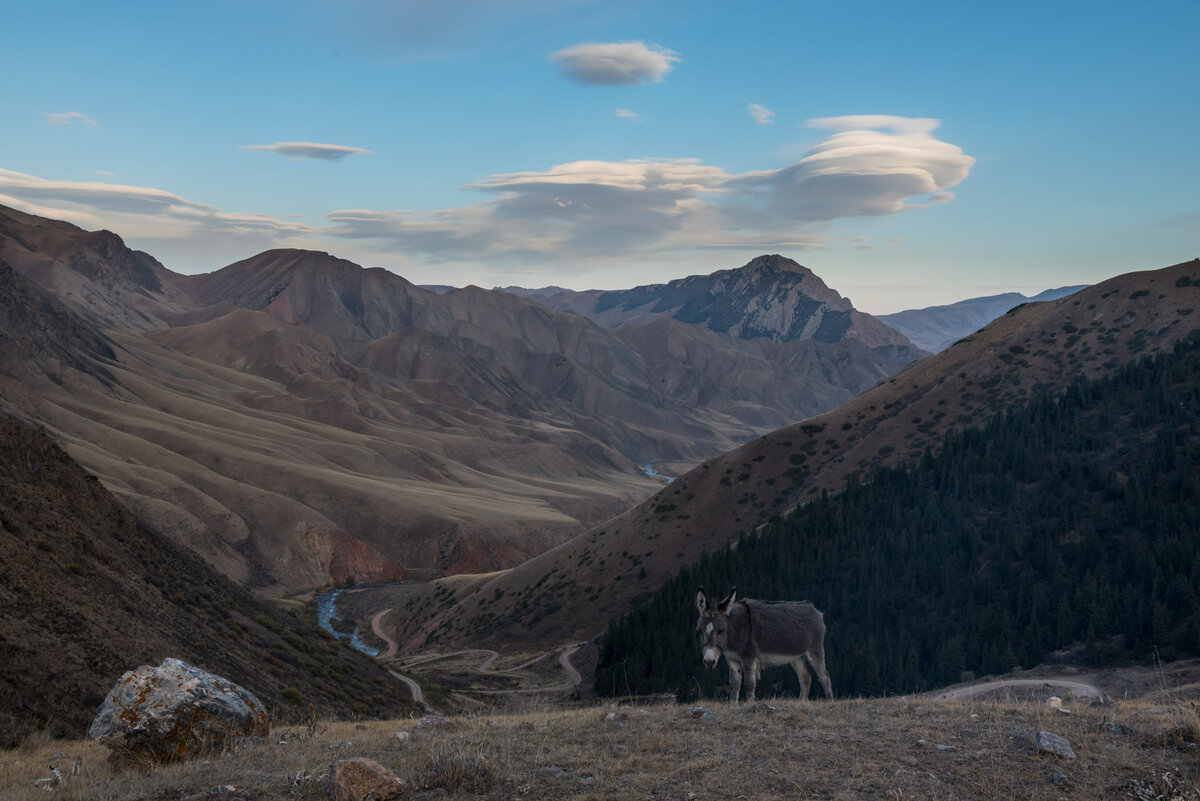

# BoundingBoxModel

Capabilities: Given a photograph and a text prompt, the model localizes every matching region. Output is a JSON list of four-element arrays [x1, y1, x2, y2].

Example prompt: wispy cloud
[[242, 141, 374, 161], [614, 108, 642, 122], [551, 41, 679, 86], [42, 111, 97, 127], [748, 103, 774, 125]]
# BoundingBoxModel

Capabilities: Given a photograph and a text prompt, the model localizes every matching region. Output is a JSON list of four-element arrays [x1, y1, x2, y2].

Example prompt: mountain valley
[[0, 204, 921, 594]]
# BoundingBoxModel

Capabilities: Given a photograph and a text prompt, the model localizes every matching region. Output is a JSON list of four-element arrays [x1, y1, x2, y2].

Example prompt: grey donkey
[[695, 586, 833, 702]]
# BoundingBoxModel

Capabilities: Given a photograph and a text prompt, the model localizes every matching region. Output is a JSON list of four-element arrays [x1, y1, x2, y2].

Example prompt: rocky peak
[[589, 254, 911, 348], [737, 253, 815, 276]]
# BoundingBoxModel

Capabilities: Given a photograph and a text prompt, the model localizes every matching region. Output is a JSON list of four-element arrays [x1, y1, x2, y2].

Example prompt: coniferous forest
[[596, 331, 1200, 700]]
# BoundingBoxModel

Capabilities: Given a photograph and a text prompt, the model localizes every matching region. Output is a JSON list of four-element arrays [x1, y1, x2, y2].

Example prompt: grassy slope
[[3, 685, 1199, 800]]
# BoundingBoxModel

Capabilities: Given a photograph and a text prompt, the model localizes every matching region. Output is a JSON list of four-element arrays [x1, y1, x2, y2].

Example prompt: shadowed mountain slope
[[384, 259, 1200, 652], [0, 417, 415, 747], [0, 204, 195, 329]]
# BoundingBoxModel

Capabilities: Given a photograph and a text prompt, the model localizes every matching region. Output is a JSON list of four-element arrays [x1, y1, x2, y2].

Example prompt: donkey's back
[[744, 599, 826, 656]]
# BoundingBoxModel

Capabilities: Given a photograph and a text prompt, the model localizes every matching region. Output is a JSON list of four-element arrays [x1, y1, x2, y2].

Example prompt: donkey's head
[[694, 586, 737, 668]]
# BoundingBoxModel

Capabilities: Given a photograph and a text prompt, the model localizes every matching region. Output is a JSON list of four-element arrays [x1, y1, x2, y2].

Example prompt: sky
[[2, 0, 1197, 314]]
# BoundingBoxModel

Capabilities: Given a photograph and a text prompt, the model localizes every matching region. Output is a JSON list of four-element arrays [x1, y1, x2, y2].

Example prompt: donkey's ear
[[695, 587, 709, 613], [717, 587, 737, 613]]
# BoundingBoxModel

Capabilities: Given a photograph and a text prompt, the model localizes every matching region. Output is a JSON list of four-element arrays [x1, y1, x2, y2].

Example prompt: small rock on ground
[[1036, 731, 1077, 759]]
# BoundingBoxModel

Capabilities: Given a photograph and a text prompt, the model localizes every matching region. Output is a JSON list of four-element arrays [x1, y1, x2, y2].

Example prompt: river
[[315, 588, 380, 657], [642, 463, 676, 483]]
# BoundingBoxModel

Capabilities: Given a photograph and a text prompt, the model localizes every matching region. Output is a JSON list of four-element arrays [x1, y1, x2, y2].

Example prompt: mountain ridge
[[379, 258, 1200, 652], [502, 253, 915, 350]]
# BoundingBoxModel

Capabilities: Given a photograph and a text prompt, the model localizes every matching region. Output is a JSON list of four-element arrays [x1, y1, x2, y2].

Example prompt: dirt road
[[371, 608, 399, 659], [931, 677, 1104, 702], [388, 669, 436, 713]]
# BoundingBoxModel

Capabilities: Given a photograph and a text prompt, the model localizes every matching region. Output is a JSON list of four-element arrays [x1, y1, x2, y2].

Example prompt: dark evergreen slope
[[596, 332, 1200, 700]]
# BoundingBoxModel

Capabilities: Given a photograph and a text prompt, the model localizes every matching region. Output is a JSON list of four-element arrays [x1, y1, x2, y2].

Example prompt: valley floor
[[4, 682, 1199, 800]]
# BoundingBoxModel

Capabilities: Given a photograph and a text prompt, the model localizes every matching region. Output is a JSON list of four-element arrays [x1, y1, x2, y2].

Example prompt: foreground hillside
[[0, 417, 415, 747], [0, 204, 921, 591], [374, 259, 1200, 652], [4, 688, 1199, 800]]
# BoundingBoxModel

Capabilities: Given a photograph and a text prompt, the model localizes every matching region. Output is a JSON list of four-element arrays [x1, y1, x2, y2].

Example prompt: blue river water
[[642, 463, 676, 483], [315, 588, 380, 657]]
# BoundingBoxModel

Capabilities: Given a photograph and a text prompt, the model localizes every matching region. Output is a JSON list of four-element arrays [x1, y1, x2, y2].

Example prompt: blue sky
[[2, 0, 1196, 313]]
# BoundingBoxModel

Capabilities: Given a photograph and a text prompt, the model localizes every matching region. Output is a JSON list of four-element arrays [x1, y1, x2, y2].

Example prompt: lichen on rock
[[88, 658, 268, 763]]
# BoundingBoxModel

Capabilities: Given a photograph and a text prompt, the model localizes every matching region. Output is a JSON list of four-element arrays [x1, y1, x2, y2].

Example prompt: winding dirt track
[[371, 608, 399, 659], [369, 607, 582, 703], [388, 669, 436, 713], [931, 677, 1104, 702]]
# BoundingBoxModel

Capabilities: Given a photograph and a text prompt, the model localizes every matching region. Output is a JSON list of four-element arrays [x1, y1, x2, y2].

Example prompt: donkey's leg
[[792, 658, 812, 700], [726, 659, 743, 703], [744, 659, 759, 702], [807, 649, 833, 700]]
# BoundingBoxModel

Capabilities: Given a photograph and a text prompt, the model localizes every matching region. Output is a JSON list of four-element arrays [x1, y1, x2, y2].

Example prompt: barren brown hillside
[[0, 204, 194, 329], [0, 205, 925, 594], [380, 258, 1200, 652]]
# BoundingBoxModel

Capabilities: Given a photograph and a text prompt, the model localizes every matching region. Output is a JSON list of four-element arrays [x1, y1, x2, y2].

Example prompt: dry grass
[[3, 691, 1198, 801]]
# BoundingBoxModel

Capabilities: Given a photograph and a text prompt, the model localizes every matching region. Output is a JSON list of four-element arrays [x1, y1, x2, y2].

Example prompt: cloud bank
[[551, 41, 679, 85], [242, 142, 374, 161], [0, 115, 973, 276], [327, 115, 974, 261]]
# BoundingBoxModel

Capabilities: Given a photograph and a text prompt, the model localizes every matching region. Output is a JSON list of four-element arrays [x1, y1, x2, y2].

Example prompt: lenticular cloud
[[242, 142, 373, 161], [727, 116, 975, 221], [551, 41, 679, 85]]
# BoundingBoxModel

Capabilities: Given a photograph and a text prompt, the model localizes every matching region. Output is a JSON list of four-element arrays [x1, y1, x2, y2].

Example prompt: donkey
[[695, 586, 832, 702]]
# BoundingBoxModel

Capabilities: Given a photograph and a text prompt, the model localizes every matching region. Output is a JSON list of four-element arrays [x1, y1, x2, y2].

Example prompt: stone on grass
[[326, 757, 405, 801], [88, 658, 268, 763], [1036, 730, 1077, 759], [415, 714, 449, 730]]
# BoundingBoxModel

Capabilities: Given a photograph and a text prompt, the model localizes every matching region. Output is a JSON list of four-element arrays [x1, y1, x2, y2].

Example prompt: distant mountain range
[[0, 204, 922, 593], [499, 254, 912, 347], [877, 287, 1088, 352], [499, 268, 1087, 355]]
